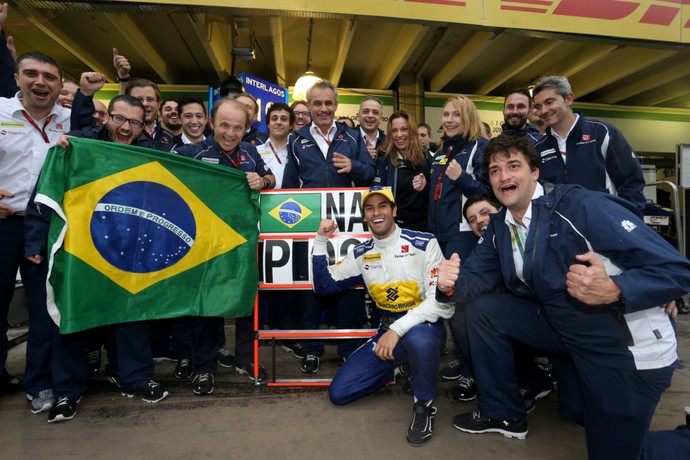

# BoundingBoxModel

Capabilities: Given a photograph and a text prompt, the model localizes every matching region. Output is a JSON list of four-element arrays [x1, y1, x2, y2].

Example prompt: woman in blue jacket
[[428, 96, 490, 399], [428, 96, 490, 259]]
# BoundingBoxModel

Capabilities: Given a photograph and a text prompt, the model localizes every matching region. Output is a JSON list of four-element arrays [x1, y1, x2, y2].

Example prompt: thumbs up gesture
[[566, 251, 621, 305], [112, 47, 131, 79], [438, 253, 461, 295]]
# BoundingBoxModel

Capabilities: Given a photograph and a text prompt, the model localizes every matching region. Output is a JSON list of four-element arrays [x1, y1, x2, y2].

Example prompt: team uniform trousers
[[467, 292, 673, 460], [329, 320, 444, 405]]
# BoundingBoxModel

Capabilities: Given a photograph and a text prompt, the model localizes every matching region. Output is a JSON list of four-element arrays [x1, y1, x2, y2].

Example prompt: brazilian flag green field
[[35, 138, 260, 334]]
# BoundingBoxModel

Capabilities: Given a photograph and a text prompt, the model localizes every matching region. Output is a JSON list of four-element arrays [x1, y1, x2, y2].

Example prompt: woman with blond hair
[[374, 110, 430, 232], [428, 96, 490, 401]]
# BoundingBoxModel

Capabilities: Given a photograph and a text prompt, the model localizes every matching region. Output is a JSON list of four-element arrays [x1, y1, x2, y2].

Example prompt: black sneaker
[[192, 373, 214, 396], [452, 375, 477, 401], [301, 355, 319, 374], [216, 348, 236, 368], [236, 363, 267, 382], [281, 342, 306, 360], [522, 386, 553, 413], [453, 410, 528, 439], [0, 370, 21, 394], [87, 349, 101, 376], [122, 380, 169, 403], [106, 373, 122, 388], [47, 396, 80, 423], [174, 359, 194, 380], [440, 359, 462, 380], [407, 399, 437, 446]]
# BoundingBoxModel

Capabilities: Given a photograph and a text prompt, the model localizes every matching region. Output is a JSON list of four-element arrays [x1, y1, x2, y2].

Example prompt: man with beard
[[501, 89, 542, 144], [46, 95, 170, 410], [159, 97, 182, 137]]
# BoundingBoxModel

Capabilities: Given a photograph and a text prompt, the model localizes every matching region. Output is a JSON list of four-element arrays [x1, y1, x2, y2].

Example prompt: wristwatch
[[116, 74, 131, 83]]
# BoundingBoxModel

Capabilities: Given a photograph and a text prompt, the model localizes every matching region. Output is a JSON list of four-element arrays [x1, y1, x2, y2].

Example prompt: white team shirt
[[0, 93, 70, 212]]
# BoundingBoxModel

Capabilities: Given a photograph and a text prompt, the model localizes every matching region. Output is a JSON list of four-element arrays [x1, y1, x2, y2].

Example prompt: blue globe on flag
[[90, 181, 197, 273], [278, 201, 303, 225]]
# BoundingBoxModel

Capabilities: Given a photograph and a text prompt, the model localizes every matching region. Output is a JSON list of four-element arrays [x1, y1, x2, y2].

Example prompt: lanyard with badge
[[268, 141, 282, 164], [221, 148, 240, 169], [22, 110, 53, 143], [433, 145, 454, 200]]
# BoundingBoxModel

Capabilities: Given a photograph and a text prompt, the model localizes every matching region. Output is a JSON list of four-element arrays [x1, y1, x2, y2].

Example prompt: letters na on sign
[[259, 188, 371, 288]]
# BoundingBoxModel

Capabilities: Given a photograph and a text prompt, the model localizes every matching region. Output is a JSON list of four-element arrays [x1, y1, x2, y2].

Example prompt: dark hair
[[232, 92, 258, 111], [417, 123, 432, 134], [108, 94, 145, 115], [381, 110, 426, 168], [266, 102, 294, 126], [463, 194, 501, 220], [177, 95, 206, 116], [15, 52, 63, 80], [483, 134, 540, 172], [159, 97, 178, 112], [124, 78, 162, 101], [504, 88, 532, 107]]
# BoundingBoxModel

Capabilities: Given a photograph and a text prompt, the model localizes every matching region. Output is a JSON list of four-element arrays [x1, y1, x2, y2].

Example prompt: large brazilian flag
[[35, 138, 260, 334]]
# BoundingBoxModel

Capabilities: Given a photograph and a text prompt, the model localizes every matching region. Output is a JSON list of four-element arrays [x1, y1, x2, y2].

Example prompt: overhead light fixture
[[232, 18, 255, 62], [292, 19, 320, 101]]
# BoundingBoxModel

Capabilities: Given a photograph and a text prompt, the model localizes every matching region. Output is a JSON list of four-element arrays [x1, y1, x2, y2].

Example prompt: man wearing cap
[[311, 186, 453, 446]]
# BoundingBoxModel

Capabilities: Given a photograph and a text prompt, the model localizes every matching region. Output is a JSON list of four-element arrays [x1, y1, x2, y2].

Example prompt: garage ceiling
[[4, 0, 690, 109]]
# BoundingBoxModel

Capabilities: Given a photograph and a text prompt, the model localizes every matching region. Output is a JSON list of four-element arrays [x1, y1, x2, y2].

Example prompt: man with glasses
[[50, 95, 170, 407], [290, 100, 311, 132]]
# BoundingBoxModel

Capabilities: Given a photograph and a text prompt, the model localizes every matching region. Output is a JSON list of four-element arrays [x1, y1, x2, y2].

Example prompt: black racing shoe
[[47, 396, 80, 423], [122, 380, 169, 403], [522, 386, 553, 413], [216, 348, 236, 368], [281, 342, 306, 360], [174, 359, 194, 380], [192, 373, 214, 396], [0, 370, 21, 394], [236, 363, 268, 383], [300, 355, 319, 374], [440, 359, 462, 380], [452, 375, 477, 401], [453, 410, 528, 439], [407, 399, 437, 446]]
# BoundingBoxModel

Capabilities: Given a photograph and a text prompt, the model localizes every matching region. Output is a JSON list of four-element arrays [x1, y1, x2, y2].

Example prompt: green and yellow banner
[[36, 138, 260, 333]]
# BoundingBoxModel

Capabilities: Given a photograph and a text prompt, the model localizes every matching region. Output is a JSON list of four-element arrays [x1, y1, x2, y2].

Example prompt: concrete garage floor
[[2, 316, 689, 460]]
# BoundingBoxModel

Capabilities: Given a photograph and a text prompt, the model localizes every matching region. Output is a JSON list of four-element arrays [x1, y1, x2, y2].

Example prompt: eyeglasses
[[109, 113, 145, 129], [294, 111, 311, 118]]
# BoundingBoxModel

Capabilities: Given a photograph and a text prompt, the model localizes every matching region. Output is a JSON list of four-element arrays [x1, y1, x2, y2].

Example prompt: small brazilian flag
[[35, 138, 260, 334], [260, 192, 321, 233]]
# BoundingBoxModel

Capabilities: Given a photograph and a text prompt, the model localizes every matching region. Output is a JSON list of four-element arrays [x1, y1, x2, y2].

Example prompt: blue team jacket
[[456, 184, 690, 370], [534, 113, 646, 214], [282, 123, 375, 188]]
